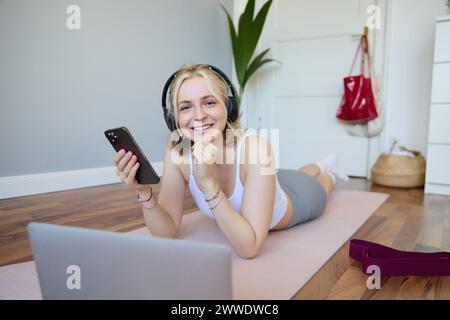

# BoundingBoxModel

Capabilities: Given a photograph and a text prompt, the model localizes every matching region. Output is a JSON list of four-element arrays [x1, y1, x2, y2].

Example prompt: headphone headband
[[161, 64, 239, 132]]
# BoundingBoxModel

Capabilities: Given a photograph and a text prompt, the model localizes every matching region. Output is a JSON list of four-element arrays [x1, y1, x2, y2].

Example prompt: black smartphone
[[104, 126, 160, 184]]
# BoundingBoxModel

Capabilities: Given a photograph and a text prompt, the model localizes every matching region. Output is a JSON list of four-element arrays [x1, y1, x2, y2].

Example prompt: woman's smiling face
[[177, 76, 227, 140]]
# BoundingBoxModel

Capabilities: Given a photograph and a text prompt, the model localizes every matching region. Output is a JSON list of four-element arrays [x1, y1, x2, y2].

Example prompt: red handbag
[[336, 35, 378, 124]]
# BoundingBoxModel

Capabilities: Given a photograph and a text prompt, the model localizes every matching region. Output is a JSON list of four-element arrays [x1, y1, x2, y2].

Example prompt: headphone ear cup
[[161, 71, 178, 132], [169, 114, 177, 132], [226, 96, 239, 123], [164, 110, 177, 132]]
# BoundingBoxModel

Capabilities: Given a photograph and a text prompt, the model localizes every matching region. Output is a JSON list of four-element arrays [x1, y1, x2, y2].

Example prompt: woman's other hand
[[191, 129, 219, 192]]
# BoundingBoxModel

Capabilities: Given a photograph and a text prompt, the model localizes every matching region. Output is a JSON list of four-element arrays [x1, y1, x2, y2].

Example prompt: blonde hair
[[166, 64, 243, 152]]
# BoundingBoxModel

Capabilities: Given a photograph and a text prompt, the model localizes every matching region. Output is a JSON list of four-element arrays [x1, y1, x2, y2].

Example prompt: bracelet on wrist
[[205, 185, 220, 202], [142, 199, 157, 210], [137, 188, 157, 209], [137, 188, 153, 203], [209, 194, 225, 212]]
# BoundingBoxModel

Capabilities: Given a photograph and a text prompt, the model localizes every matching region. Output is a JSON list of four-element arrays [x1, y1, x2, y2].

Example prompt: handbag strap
[[349, 239, 450, 277], [348, 35, 372, 78], [348, 37, 363, 75], [362, 35, 372, 78]]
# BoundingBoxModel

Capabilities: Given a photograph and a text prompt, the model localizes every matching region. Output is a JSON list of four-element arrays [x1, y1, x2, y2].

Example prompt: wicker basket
[[371, 143, 426, 188]]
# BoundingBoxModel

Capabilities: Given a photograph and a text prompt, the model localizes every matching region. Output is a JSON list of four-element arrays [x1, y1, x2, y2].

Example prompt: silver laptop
[[28, 222, 232, 300]]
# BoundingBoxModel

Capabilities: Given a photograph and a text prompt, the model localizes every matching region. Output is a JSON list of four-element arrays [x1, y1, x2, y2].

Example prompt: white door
[[240, 0, 385, 177]]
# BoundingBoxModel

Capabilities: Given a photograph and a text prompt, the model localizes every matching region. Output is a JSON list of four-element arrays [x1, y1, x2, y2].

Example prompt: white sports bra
[[187, 131, 288, 230]]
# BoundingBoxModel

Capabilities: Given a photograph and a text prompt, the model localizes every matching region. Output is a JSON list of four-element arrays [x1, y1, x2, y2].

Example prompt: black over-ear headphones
[[161, 65, 239, 132]]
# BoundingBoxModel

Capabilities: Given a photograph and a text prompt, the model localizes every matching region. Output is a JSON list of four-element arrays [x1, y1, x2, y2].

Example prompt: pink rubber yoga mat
[[0, 190, 388, 300]]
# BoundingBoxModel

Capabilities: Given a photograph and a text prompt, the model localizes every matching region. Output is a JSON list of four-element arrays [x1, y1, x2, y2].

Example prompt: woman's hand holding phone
[[114, 149, 152, 195]]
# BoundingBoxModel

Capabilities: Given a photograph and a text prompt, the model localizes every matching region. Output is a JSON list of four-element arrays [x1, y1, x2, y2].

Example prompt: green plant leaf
[[247, 0, 272, 72], [220, 4, 240, 78], [242, 48, 270, 88], [243, 56, 276, 89], [220, 0, 277, 106], [238, 0, 254, 40], [236, 0, 256, 86], [239, 57, 278, 103]]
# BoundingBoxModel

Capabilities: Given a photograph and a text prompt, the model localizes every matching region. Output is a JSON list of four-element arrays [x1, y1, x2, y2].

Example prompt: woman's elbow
[[237, 246, 260, 259], [145, 224, 178, 239], [239, 253, 257, 259]]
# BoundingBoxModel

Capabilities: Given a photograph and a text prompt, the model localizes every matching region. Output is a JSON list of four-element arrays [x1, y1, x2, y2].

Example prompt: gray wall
[[0, 0, 233, 176]]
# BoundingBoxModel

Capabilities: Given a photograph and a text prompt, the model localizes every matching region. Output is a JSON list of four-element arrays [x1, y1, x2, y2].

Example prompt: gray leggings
[[276, 169, 328, 229]]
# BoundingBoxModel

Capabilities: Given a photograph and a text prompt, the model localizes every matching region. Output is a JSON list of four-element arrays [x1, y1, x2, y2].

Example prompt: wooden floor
[[0, 178, 449, 300]]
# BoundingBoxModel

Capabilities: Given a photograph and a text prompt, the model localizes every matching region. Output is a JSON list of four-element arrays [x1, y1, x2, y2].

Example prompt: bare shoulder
[[239, 133, 275, 184], [241, 134, 274, 162]]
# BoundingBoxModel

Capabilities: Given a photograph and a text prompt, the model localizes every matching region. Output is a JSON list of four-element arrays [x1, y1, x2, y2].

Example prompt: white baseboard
[[0, 162, 163, 200], [425, 183, 450, 196]]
